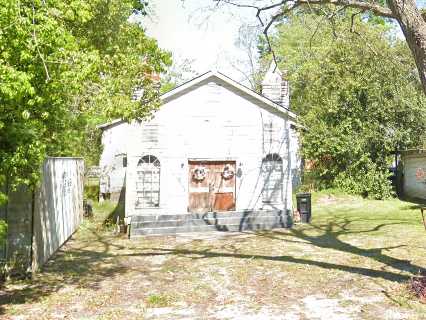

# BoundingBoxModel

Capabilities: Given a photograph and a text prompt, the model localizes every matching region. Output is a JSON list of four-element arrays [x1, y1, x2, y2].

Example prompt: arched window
[[135, 155, 160, 208], [261, 153, 283, 204]]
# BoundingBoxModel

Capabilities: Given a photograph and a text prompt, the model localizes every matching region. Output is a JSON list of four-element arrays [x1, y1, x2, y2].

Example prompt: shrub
[[334, 157, 393, 199], [84, 185, 100, 202], [0, 220, 6, 247]]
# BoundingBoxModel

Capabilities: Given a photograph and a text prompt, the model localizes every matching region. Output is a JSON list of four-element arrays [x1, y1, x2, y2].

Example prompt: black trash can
[[296, 193, 312, 223]]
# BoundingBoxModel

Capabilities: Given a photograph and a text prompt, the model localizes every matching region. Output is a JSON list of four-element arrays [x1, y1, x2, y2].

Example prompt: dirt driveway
[[1, 195, 426, 319]]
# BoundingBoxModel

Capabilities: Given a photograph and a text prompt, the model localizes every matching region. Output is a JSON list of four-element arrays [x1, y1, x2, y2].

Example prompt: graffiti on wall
[[61, 172, 72, 195], [415, 168, 426, 182]]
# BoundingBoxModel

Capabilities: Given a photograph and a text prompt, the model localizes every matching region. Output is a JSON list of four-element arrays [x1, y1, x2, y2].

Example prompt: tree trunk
[[389, 0, 426, 94]]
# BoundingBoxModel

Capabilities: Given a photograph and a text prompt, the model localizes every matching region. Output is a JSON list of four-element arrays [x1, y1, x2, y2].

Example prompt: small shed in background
[[400, 150, 426, 201], [0, 157, 84, 272]]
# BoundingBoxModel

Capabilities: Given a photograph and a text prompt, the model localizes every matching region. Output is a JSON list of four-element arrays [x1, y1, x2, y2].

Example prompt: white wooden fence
[[0, 157, 84, 271]]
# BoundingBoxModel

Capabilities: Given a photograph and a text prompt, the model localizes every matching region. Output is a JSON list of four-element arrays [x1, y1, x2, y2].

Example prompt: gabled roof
[[98, 70, 297, 130]]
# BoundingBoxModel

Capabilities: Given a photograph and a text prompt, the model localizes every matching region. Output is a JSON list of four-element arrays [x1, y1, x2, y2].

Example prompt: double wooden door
[[188, 161, 236, 213]]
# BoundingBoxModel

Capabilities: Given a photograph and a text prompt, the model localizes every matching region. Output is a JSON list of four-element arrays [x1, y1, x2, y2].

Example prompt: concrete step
[[130, 221, 288, 237], [131, 216, 287, 229], [129, 210, 292, 237], [131, 210, 287, 223]]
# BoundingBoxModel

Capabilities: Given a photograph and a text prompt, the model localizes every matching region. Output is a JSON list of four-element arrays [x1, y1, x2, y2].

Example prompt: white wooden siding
[[289, 126, 302, 189], [33, 157, 84, 270], [99, 123, 130, 195], [119, 81, 293, 216]]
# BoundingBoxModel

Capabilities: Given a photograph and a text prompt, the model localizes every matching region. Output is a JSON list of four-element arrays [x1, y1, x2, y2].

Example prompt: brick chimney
[[261, 61, 289, 109]]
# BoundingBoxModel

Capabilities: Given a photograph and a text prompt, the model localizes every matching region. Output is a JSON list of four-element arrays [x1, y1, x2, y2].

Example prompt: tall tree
[[214, 0, 426, 96], [160, 55, 197, 93], [269, 11, 426, 198], [0, 0, 171, 197]]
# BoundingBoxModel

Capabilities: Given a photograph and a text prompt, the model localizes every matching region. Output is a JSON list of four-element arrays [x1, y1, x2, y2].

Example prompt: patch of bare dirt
[[2, 207, 426, 319]]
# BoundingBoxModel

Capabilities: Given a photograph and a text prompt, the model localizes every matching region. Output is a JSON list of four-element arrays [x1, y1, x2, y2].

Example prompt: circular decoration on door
[[192, 166, 207, 181], [221, 164, 235, 180]]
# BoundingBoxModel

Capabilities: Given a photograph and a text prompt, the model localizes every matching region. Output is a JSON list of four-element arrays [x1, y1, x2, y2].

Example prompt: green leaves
[[0, 0, 171, 193], [271, 10, 426, 198]]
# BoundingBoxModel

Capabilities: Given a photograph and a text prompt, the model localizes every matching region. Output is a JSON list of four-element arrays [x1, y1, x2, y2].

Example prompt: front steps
[[129, 210, 292, 237]]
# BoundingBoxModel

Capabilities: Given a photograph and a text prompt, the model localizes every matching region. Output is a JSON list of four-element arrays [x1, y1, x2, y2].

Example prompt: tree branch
[[349, 10, 379, 56], [214, 0, 287, 12], [298, 0, 394, 18], [215, 0, 395, 69], [32, 2, 50, 82], [215, 0, 394, 18]]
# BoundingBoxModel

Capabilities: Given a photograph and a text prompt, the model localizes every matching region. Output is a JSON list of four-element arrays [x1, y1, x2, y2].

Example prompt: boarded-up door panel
[[189, 192, 210, 213], [213, 192, 234, 211], [188, 161, 236, 213]]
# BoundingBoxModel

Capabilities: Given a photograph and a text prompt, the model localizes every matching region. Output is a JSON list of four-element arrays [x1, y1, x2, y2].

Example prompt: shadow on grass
[[103, 187, 126, 226], [402, 204, 423, 210], [1, 212, 425, 314], [0, 191, 129, 315], [0, 227, 128, 314], [267, 217, 425, 276], [138, 216, 425, 283], [399, 195, 426, 207]]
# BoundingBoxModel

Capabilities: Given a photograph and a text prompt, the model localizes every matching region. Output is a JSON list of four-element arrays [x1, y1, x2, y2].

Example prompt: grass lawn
[[0, 192, 425, 319]]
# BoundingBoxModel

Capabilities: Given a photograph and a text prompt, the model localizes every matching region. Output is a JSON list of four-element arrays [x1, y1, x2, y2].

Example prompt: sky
[[141, 0, 414, 85], [142, 0, 261, 84]]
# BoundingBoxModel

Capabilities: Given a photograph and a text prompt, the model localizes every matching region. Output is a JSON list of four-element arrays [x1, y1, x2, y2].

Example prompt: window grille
[[135, 155, 160, 208], [261, 153, 283, 204], [263, 120, 282, 153], [265, 122, 274, 145]]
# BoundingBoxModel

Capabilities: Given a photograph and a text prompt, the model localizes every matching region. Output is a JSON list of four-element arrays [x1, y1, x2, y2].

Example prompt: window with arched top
[[135, 155, 160, 208], [261, 153, 283, 204]]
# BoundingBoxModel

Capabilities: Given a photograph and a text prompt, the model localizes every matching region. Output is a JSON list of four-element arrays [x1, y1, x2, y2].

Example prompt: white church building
[[98, 63, 301, 236]]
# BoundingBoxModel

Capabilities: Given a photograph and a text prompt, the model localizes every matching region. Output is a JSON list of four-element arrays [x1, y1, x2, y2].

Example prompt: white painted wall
[[110, 79, 296, 217], [99, 123, 130, 197], [1, 158, 84, 271], [289, 126, 302, 189], [33, 157, 84, 270]]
